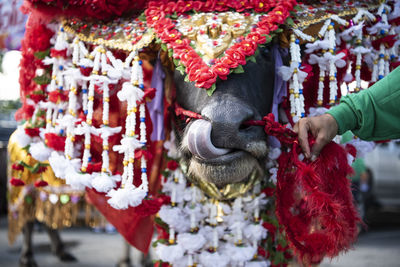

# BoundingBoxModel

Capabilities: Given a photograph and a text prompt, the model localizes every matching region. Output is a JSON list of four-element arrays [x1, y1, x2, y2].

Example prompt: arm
[[327, 66, 400, 141], [294, 66, 400, 158]]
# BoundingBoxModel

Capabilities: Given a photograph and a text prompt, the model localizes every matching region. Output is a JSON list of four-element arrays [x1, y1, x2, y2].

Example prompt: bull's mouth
[[186, 150, 264, 190]]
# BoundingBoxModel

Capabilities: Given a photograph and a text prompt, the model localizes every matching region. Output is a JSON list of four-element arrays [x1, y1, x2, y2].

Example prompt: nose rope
[[174, 103, 297, 146], [173, 102, 360, 262]]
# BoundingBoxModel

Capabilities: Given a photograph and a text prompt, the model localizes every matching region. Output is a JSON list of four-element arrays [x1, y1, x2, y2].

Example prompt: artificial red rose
[[17, 104, 35, 121], [214, 0, 229, 12], [246, 32, 267, 45], [225, 48, 246, 65], [257, 246, 266, 258], [194, 67, 218, 89], [153, 18, 174, 34], [10, 177, 25, 187], [262, 222, 276, 240], [29, 93, 46, 103], [187, 1, 204, 11], [212, 62, 230, 80], [145, 8, 165, 27], [34, 180, 49, 187], [168, 39, 191, 54], [167, 160, 179, 171], [236, 40, 257, 56], [218, 56, 239, 69], [201, 0, 217, 12], [48, 90, 68, 103], [25, 128, 40, 137], [187, 59, 206, 81], [228, 0, 252, 12], [253, 0, 271, 13], [173, 0, 200, 13], [262, 187, 275, 197], [180, 50, 201, 66], [12, 163, 25, 172], [160, 29, 182, 43], [44, 133, 66, 151]]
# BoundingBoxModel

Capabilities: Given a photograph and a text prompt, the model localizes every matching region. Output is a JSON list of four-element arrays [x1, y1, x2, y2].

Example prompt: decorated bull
[[9, 0, 400, 266]]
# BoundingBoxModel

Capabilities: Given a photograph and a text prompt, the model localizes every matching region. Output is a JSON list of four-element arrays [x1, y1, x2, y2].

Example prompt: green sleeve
[[327, 66, 400, 141]]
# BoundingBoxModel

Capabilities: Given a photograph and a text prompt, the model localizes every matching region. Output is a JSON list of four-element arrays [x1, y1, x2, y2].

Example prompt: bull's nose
[[201, 99, 263, 151]]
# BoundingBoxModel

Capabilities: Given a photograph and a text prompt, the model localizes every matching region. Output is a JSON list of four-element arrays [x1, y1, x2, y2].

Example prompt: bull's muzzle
[[186, 119, 231, 159]]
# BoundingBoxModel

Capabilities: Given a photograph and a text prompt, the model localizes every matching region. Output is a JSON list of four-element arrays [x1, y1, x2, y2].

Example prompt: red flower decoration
[[34, 180, 49, 187], [212, 62, 230, 80], [29, 93, 46, 103], [25, 128, 40, 137], [167, 160, 179, 171], [12, 163, 25, 172], [225, 49, 246, 65], [146, 0, 295, 91], [36, 166, 48, 174], [10, 177, 26, 187], [44, 133, 66, 151]]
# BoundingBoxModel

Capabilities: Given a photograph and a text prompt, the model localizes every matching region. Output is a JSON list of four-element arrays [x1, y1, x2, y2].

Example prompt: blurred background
[[0, 1, 399, 266]]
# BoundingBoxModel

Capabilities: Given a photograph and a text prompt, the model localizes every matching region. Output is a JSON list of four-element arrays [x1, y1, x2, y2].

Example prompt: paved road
[[1, 215, 399, 267]]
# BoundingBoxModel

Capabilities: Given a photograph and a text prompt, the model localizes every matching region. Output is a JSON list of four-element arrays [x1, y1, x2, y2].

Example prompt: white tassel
[[29, 142, 52, 162]]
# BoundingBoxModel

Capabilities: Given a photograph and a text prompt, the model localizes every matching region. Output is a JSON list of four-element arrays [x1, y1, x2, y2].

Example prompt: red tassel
[[10, 177, 26, 187]]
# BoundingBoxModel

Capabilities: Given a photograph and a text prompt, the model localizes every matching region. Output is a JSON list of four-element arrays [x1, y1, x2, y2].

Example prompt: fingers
[[311, 135, 330, 159], [294, 118, 311, 158]]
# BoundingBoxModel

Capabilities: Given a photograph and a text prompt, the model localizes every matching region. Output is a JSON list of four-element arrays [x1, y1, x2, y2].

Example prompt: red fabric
[[86, 188, 157, 253]]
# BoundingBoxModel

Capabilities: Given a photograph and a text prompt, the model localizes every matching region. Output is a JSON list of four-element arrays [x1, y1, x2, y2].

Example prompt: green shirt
[[327, 66, 400, 141]]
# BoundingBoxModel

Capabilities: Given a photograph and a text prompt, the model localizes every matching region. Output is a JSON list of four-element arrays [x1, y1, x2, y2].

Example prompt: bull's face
[[174, 47, 275, 188]]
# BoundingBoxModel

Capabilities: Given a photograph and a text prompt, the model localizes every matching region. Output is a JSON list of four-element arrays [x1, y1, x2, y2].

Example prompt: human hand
[[293, 114, 339, 159]]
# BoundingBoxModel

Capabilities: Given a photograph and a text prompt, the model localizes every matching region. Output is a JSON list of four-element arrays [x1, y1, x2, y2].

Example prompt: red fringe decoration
[[244, 114, 360, 265], [10, 177, 26, 187], [44, 133, 66, 151]]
